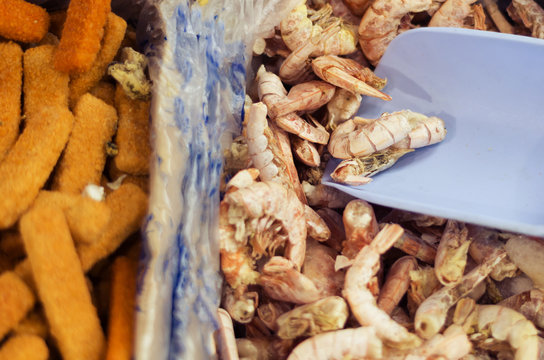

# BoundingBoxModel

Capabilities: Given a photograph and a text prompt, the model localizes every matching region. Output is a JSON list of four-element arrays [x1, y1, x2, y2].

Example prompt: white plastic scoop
[[323, 27, 544, 236]]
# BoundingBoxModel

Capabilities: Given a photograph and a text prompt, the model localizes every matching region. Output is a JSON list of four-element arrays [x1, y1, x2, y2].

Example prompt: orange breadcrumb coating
[[0, 334, 48, 360], [0, 106, 74, 229], [23, 45, 69, 120], [105, 256, 138, 360], [20, 205, 105, 360], [0, 272, 35, 340], [0, 0, 49, 43], [78, 183, 148, 272], [70, 12, 127, 108], [52, 94, 117, 194], [54, 0, 111, 73], [89, 81, 116, 106], [113, 85, 152, 175], [0, 42, 22, 163]]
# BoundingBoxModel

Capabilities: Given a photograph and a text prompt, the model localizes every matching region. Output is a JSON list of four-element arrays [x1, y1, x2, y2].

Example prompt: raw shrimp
[[220, 173, 306, 288], [302, 181, 355, 209], [467, 225, 517, 281], [276, 296, 348, 339], [434, 220, 471, 286], [302, 239, 344, 297], [358, 0, 433, 65], [328, 111, 411, 159], [315, 208, 345, 252], [215, 309, 239, 360], [258, 256, 321, 304], [222, 285, 259, 324], [286, 326, 383, 360], [378, 256, 418, 315], [429, 0, 478, 28], [330, 148, 414, 185], [268, 80, 336, 119], [325, 88, 362, 131], [504, 235, 544, 288], [394, 229, 437, 264], [343, 223, 423, 349], [414, 251, 507, 339], [499, 289, 544, 330], [311, 55, 391, 100], [341, 199, 379, 258], [454, 299, 539, 360], [392, 111, 447, 150], [291, 137, 320, 167], [303, 205, 331, 242]]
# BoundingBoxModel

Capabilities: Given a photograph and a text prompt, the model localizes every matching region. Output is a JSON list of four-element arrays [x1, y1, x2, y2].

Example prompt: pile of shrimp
[[216, 1, 544, 359]]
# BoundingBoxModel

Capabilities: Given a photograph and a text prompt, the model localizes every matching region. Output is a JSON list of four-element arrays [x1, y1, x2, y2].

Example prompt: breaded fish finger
[[89, 81, 116, 106], [79, 183, 148, 272], [52, 94, 117, 194], [113, 85, 151, 175], [70, 12, 127, 107], [13, 309, 49, 339], [0, 334, 48, 360], [0, 0, 49, 43], [20, 205, 106, 360], [54, 0, 111, 73], [34, 191, 111, 245], [105, 256, 138, 360], [0, 272, 35, 340], [23, 45, 69, 120], [0, 106, 74, 229], [0, 230, 25, 261], [0, 42, 23, 163]]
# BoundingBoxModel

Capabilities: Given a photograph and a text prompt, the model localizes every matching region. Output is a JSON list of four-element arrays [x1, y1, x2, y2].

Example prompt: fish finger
[[0, 0, 49, 43], [0, 42, 23, 163], [89, 81, 116, 106], [0, 272, 35, 340], [23, 45, 69, 120], [54, 0, 111, 73], [20, 205, 106, 360], [79, 183, 148, 272], [0, 334, 48, 360], [113, 85, 151, 175], [69, 12, 127, 107], [0, 106, 74, 229], [52, 94, 118, 194]]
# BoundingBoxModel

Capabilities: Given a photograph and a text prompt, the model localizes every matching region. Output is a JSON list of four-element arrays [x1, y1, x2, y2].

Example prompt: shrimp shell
[[341, 199, 379, 258], [429, 0, 478, 28], [378, 256, 418, 315], [434, 220, 471, 286], [215, 309, 239, 360], [292, 137, 320, 167]]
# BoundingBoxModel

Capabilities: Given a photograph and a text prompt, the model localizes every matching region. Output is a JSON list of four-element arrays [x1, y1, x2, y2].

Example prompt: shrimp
[[315, 208, 345, 252], [221, 285, 259, 324], [330, 148, 414, 185], [407, 266, 442, 316], [304, 205, 331, 242], [311, 55, 391, 100], [394, 229, 437, 264], [286, 326, 383, 360], [341, 199, 379, 258], [414, 251, 507, 339], [507, 0, 544, 39], [220, 173, 306, 289], [499, 289, 544, 330], [328, 111, 412, 159], [343, 223, 423, 349], [330, 0, 361, 25], [215, 309, 239, 360], [382, 208, 447, 228], [275, 113, 330, 145], [392, 110, 447, 150], [302, 239, 344, 297], [301, 181, 355, 209], [276, 296, 348, 339], [358, 0, 433, 65], [258, 256, 321, 304], [504, 235, 544, 289], [467, 225, 517, 281], [378, 256, 418, 315], [257, 301, 292, 332], [429, 0, 480, 28], [268, 80, 336, 119], [434, 220, 471, 286], [291, 137, 320, 167], [325, 88, 362, 131], [454, 299, 539, 360], [236, 338, 269, 360], [280, 2, 315, 51], [343, 0, 373, 16]]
